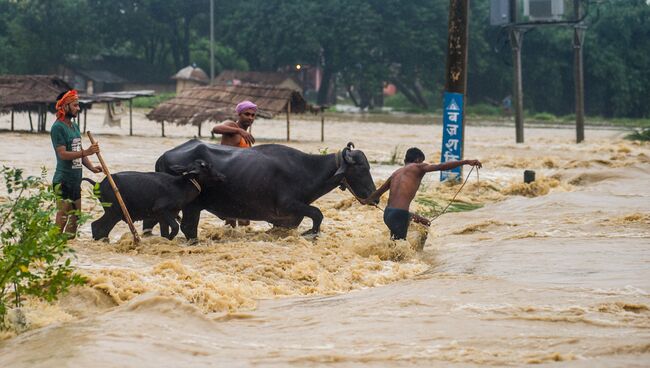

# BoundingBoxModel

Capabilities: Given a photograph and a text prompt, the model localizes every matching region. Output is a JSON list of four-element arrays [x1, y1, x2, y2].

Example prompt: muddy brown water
[[0, 109, 648, 366]]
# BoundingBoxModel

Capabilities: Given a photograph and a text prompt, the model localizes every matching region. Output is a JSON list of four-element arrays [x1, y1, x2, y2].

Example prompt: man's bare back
[[386, 164, 427, 210], [362, 149, 482, 238]]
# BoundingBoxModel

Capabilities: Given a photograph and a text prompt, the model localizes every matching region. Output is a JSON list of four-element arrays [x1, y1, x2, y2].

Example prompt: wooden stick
[[286, 100, 291, 142], [87, 132, 140, 244]]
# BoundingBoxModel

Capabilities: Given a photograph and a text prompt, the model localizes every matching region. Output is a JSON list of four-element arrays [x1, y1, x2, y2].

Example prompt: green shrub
[[0, 167, 86, 330], [560, 113, 575, 121], [625, 128, 650, 141], [383, 93, 433, 113], [530, 112, 557, 121], [465, 103, 501, 116], [131, 92, 176, 109]]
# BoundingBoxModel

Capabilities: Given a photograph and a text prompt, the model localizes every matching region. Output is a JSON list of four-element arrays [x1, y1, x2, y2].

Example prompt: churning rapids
[[1, 110, 648, 366]]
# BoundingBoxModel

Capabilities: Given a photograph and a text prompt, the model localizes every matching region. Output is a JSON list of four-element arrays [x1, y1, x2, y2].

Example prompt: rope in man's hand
[[348, 166, 481, 226]]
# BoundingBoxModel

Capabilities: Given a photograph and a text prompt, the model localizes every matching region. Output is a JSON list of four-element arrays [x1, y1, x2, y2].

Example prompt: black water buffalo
[[84, 159, 225, 240], [143, 140, 377, 241]]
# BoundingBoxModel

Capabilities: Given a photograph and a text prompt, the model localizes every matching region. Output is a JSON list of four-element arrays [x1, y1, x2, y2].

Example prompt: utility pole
[[573, 0, 586, 143], [509, 0, 525, 143], [440, 0, 470, 181], [210, 0, 215, 84]]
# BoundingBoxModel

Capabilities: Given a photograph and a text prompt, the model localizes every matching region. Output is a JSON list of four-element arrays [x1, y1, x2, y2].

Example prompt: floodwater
[[0, 108, 648, 366]]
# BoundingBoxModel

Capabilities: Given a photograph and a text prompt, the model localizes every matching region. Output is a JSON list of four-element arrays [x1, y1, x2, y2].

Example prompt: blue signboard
[[440, 92, 464, 181]]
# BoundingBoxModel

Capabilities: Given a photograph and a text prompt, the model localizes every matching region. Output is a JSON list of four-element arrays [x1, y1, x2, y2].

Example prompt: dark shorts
[[53, 181, 81, 202], [383, 207, 410, 240]]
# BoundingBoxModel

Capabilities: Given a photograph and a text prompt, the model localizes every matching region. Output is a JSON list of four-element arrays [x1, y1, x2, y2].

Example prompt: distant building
[[57, 55, 175, 94], [172, 64, 209, 94], [58, 66, 126, 94], [215, 70, 302, 93], [383, 83, 397, 96]]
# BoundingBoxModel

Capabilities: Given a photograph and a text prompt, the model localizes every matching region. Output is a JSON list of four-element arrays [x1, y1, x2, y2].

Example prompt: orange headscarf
[[55, 90, 79, 121]]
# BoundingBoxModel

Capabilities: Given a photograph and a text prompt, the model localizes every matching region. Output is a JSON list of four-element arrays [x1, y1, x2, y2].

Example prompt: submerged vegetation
[[132, 92, 176, 109], [415, 197, 483, 219], [625, 128, 650, 141]]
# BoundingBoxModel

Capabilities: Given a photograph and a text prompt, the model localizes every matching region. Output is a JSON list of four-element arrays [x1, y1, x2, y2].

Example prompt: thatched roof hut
[[147, 84, 307, 126], [172, 65, 209, 94], [0, 75, 74, 132], [147, 83, 314, 140], [0, 75, 72, 112]]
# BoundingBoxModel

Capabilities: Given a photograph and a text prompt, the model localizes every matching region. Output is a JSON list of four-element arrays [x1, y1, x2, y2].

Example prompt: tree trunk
[[346, 85, 359, 107], [182, 16, 192, 67], [390, 78, 426, 109], [318, 66, 333, 105], [169, 23, 182, 70], [413, 80, 429, 109]]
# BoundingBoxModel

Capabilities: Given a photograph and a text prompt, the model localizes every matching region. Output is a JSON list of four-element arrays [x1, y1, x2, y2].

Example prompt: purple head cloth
[[236, 100, 258, 114]]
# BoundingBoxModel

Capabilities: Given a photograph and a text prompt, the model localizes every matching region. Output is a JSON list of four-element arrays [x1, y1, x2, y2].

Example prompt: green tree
[[0, 0, 100, 74]]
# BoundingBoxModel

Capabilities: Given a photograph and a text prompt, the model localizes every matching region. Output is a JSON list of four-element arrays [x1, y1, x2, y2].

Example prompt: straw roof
[[147, 84, 308, 126], [172, 65, 209, 84], [0, 75, 72, 112]]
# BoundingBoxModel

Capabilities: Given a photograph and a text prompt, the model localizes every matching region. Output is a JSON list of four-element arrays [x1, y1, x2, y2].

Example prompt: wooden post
[[286, 100, 291, 142], [511, 27, 525, 143], [10, 108, 14, 131], [83, 108, 87, 133], [87, 131, 140, 244], [440, 0, 470, 180], [198, 122, 202, 137], [28, 111, 33, 132], [320, 109, 325, 142], [38, 105, 43, 132], [162, 121, 165, 137], [129, 99, 133, 136], [574, 0, 586, 143]]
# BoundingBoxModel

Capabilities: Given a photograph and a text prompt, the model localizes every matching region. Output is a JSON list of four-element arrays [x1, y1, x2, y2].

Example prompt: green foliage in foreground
[[132, 92, 176, 109], [415, 197, 483, 219], [0, 167, 86, 330], [625, 128, 650, 141]]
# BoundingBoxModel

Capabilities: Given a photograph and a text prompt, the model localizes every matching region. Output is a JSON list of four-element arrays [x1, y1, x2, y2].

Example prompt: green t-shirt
[[50, 120, 83, 185]]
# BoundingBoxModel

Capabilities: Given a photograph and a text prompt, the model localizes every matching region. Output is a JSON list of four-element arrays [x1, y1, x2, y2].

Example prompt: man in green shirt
[[51, 89, 102, 237]]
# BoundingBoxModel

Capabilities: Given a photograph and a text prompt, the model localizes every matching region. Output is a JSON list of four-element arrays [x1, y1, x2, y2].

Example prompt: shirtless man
[[211, 100, 257, 227], [361, 147, 482, 240]]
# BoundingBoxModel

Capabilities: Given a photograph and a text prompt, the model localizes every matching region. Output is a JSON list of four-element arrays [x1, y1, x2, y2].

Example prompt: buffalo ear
[[343, 148, 356, 165], [346, 142, 355, 150]]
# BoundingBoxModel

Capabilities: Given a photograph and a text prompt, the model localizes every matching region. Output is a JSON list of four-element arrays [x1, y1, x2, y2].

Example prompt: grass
[[415, 197, 483, 219], [625, 128, 650, 141], [132, 92, 176, 109]]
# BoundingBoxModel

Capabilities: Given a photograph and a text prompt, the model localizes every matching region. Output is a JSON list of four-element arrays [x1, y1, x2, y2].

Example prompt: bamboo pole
[[129, 99, 133, 136], [28, 111, 33, 132], [162, 121, 165, 137], [87, 131, 140, 244], [10, 108, 14, 131], [320, 109, 325, 142]]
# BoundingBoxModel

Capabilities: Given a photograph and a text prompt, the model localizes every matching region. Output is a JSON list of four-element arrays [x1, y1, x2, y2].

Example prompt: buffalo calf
[[83, 159, 225, 240]]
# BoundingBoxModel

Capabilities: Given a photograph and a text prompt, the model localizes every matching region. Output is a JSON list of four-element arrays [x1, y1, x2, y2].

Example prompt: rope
[[428, 165, 476, 222], [343, 166, 480, 225]]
